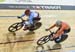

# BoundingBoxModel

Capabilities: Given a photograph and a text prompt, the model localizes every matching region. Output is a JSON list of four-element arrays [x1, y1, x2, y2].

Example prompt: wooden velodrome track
[[0, 10, 75, 52]]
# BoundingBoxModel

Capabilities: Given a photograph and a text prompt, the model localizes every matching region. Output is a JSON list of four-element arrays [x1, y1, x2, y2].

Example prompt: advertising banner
[[0, 4, 75, 10]]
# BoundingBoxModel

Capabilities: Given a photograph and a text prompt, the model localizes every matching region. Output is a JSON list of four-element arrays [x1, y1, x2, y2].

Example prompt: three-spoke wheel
[[8, 22, 23, 32], [37, 35, 50, 45]]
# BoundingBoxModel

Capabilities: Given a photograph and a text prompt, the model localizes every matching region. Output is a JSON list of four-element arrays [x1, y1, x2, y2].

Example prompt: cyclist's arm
[[48, 24, 56, 29], [54, 26, 65, 38], [20, 13, 25, 17], [29, 15, 33, 24]]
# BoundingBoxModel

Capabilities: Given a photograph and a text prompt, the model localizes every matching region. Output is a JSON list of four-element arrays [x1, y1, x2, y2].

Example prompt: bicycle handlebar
[[45, 29, 52, 33], [17, 17, 27, 22], [20, 17, 24, 21], [49, 30, 52, 33], [49, 30, 54, 33]]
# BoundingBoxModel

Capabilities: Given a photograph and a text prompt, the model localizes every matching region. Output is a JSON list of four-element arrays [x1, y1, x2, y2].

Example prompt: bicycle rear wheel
[[29, 22, 42, 31], [55, 35, 68, 43]]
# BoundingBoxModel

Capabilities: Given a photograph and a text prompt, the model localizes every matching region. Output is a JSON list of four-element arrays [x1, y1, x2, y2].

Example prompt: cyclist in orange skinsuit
[[46, 20, 71, 43]]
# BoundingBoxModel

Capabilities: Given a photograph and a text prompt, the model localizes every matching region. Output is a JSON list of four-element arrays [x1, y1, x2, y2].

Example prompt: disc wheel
[[55, 35, 68, 43], [29, 22, 42, 31], [37, 35, 50, 45], [8, 22, 23, 32]]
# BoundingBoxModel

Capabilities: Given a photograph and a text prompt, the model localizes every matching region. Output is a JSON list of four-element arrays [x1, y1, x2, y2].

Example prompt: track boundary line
[[0, 16, 17, 17], [65, 45, 75, 48], [0, 39, 34, 44]]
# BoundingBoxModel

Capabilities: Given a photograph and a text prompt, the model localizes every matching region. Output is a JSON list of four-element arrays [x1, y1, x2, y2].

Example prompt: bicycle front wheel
[[8, 22, 23, 32], [37, 35, 50, 45]]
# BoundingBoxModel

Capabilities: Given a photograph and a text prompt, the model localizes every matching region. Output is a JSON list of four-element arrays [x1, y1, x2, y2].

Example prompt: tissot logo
[[41, 6, 61, 10], [32, 5, 61, 10]]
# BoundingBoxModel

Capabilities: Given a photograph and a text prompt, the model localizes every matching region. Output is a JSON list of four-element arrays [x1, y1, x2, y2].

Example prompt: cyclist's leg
[[29, 16, 41, 28], [54, 28, 71, 43], [23, 21, 31, 30], [55, 27, 61, 34], [59, 28, 71, 42], [33, 13, 41, 23], [64, 28, 71, 33], [54, 35, 62, 43], [54, 32, 69, 43]]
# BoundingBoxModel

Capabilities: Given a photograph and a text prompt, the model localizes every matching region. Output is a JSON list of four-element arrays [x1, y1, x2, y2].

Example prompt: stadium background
[[0, 0, 75, 52]]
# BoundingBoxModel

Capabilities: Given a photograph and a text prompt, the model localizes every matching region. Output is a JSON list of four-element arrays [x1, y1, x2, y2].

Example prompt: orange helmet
[[25, 9, 30, 16]]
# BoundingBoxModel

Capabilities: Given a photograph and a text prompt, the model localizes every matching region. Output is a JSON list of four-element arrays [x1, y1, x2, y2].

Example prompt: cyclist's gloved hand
[[17, 16, 21, 19], [45, 29, 49, 31]]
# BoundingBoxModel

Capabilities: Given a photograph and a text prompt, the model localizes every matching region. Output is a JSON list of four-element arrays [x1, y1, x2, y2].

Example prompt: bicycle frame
[[19, 17, 27, 27]]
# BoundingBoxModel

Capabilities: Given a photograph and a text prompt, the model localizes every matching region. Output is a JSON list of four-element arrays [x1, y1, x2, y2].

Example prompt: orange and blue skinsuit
[[49, 22, 71, 40]]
